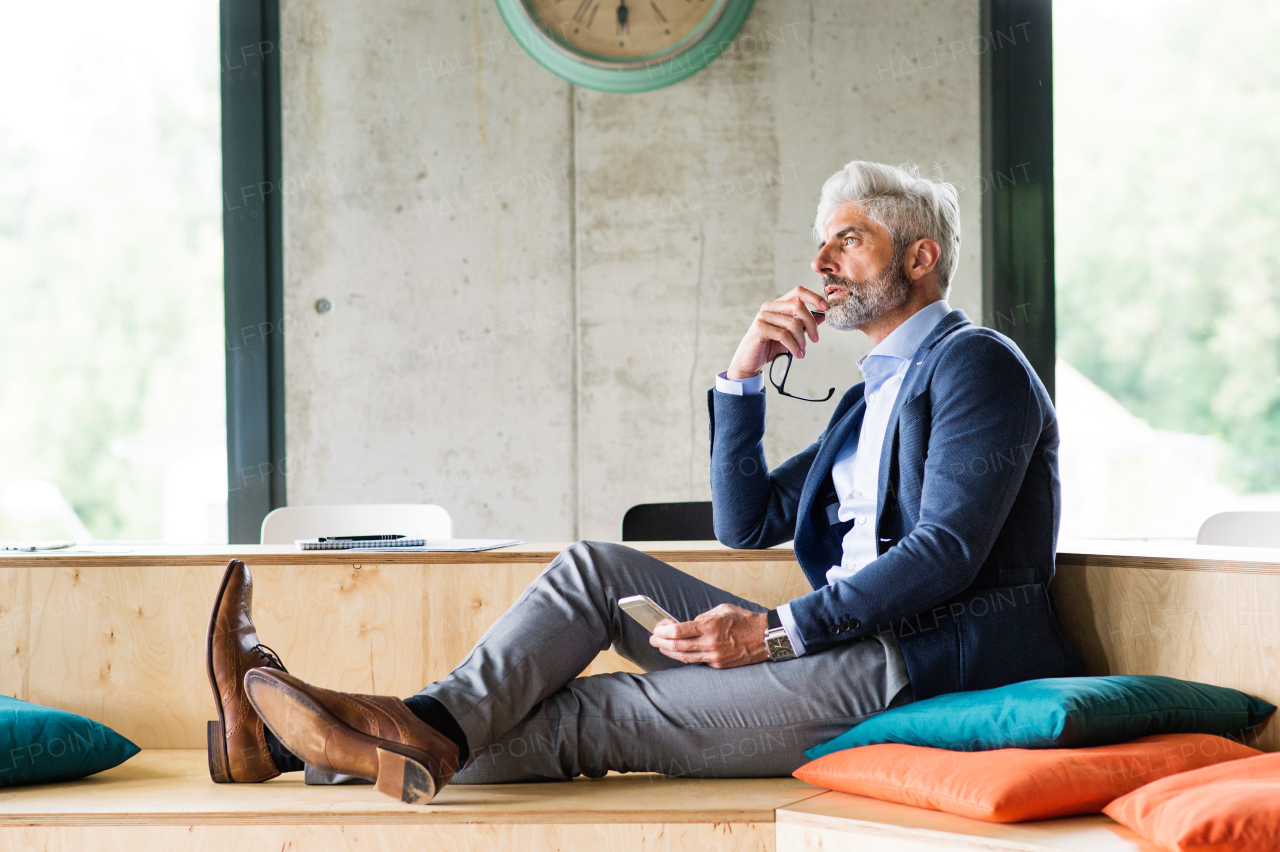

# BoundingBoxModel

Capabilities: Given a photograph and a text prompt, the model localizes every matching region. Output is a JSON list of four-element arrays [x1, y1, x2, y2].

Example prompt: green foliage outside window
[[1056, 0, 1280, 493]]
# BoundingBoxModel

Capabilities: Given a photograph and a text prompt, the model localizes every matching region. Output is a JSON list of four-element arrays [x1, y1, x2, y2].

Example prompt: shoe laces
[[254, 643, 288, 672]]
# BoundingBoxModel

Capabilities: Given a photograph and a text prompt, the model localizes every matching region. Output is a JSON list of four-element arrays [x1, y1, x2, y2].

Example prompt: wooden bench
[[775, 792, 1158, 851], [0, 539, 1274, 850], [0, 750, 820, 849], [0, 542, 808, 748]]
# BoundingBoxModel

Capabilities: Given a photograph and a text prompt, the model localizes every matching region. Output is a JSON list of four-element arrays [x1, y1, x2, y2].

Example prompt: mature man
[[206, 160, 1081, 804]]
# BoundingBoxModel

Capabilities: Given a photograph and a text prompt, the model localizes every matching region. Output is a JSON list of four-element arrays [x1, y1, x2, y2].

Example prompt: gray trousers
[[419, 541, 911, 783]]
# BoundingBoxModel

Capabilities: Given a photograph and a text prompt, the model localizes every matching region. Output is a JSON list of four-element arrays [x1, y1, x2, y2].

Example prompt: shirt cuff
[[775, 602, 808, 657], [715, 370, 765, 396]]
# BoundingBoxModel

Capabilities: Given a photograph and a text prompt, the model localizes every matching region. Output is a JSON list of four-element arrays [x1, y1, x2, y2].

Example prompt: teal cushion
[[808, 676, 1276, 760], [0, 696, 139, 786]]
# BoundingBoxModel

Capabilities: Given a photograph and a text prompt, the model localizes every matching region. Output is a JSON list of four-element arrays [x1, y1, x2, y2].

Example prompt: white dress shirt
[[714, 299, 951, 655]]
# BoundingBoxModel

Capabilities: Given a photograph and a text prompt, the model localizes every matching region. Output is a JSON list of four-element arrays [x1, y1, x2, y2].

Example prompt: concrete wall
[[279, 0, 983, 542]]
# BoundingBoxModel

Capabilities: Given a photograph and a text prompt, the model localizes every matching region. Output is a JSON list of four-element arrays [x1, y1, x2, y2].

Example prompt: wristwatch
[[764, 609, 796, 662]]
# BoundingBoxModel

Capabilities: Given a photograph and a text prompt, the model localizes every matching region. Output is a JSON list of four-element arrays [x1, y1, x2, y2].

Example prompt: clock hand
[[616, 0, 630, 35]]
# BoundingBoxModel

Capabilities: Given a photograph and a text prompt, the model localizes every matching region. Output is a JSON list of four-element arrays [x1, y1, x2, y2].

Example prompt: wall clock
[[496, 0, 755, 93]]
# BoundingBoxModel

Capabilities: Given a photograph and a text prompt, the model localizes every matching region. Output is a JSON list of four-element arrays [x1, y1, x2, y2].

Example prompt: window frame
[[981, 0, 1055, 398], [221, 0, 286, 543]]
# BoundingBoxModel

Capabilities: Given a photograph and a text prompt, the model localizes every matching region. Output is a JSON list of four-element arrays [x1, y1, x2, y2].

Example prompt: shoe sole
[[205, 559, 243, 784], [245, 671, 439, 805]]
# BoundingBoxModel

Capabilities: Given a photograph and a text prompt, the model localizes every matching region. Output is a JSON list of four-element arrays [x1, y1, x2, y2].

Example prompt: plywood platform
[[0, 543, 809, 749], [0, 540, 1274, 849], [0, 750, 821, 850], [0, 750, 822, 826], [1053, 538, 1280, 750], [776, 791, 1158, 852]]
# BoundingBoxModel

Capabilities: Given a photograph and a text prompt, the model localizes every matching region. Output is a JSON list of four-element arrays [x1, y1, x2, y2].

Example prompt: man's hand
[[649, 604, 770, 668], [726, 286, 828, 380]]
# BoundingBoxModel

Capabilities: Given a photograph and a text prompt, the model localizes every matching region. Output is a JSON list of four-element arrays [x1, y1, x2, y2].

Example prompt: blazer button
[[828, 626, 840, 635], [849, 619, 861, 630]]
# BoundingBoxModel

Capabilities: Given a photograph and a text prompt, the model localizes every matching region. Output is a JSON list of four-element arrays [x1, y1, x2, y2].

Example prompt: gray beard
[[822, 260, 912, 331]]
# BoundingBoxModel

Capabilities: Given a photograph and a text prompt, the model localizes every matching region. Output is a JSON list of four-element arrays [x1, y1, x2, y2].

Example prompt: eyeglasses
[[769, 352, 835, 402]]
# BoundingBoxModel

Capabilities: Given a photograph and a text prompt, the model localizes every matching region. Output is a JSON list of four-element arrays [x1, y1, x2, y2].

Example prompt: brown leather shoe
[[244, 668, 459, 804], [206, 559, 289, 783]]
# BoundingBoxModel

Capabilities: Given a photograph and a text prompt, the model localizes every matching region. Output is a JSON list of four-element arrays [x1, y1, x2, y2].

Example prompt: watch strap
[[766, 608, 782, 631]]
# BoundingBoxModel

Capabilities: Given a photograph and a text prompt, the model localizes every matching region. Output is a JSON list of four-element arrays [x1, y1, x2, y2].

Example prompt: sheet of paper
[[345, 538, 524, 552], [0, 545, 135, 555], [0, 540, 75, 552]]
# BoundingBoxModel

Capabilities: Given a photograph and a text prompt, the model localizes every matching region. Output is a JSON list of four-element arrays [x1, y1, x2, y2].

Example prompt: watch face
[[766, 630, 796, 661], [523, 0, 725, 63]]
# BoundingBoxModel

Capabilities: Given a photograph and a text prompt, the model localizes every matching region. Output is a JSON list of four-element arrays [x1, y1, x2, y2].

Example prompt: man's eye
[[843, 236, 856, 247]]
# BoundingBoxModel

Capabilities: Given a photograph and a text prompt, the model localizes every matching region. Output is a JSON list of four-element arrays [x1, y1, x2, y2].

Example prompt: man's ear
[[904, 238, 942, 281]]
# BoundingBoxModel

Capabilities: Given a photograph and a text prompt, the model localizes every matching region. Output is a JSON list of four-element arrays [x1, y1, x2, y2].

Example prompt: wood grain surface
[[0, 822, 778, 852], [0, 749, 819, 825], [1052, 553, 1280, 751], [6, 538, 1278, 754], [0, 545, 807, 748]]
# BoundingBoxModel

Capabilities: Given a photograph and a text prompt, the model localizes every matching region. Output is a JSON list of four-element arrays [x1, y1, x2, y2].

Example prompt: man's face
[[811, 203, 911, 331]]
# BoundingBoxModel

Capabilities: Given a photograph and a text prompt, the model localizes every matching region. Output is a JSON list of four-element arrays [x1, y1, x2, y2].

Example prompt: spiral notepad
[[296, 538, 427, 551]]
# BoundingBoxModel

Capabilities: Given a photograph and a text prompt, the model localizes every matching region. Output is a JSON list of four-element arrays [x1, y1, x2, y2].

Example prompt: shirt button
[[868, 393, 877, 402], [852, 491, 862, 498]]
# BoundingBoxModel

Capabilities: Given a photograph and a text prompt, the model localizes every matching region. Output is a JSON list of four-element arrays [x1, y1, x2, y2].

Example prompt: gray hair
[[813, 161, 961, 295]]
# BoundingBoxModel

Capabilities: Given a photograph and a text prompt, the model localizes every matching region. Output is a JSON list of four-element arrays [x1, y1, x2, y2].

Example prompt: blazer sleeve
[[707, 388, 824, 549], [783, 333, 1045, 653]]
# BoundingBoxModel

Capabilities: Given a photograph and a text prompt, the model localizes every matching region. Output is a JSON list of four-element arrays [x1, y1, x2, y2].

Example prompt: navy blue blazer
[[708, 309, 1083, 700]]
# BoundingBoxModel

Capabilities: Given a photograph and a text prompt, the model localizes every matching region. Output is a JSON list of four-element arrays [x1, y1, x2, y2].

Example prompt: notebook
[[296, 537, 427, 550]]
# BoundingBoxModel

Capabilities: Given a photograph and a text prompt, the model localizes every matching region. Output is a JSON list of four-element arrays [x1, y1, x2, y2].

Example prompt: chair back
[[1195, 511, 1280, 547], [260, 504, 452, 544], [621, 501, 715, 542]]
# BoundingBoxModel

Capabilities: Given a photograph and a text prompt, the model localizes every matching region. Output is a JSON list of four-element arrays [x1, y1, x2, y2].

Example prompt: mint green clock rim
[[495, 0, 756, 94]]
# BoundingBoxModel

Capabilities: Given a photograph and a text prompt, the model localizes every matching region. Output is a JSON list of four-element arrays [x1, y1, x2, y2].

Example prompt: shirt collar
[[858, 299, 952, 377]]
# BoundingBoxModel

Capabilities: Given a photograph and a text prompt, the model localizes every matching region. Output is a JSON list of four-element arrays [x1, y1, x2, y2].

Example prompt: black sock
[[263, 726, 306, 774], [402, 694, 470, 765]]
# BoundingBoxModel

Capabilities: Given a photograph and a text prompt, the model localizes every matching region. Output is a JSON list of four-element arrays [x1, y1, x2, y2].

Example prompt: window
[[1054, 0, 1280, 539], [0, 1, 227, 542]]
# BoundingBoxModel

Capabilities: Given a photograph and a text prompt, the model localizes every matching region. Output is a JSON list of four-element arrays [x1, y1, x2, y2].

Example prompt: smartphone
[[619, 594, 678, 632]]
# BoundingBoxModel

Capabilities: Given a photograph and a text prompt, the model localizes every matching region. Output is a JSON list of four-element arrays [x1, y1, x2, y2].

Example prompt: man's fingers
[[757, 312, 809, 357], [773, 286, 824, 337], [653, 643, 749, 669], [650, 633, 711, 654], [652, 619, 700, 640], [788, 285, 830, 313], [656, 647, 705, 664], [651, 642, 718, 665], [779, 287, 830, 329], [747, 319, 800, 359], [762, 299, 822, 343]]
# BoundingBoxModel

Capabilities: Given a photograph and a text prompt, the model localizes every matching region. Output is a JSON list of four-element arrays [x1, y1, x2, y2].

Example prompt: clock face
[[497, 0, 752, 93], [523, 0, 722, 63]]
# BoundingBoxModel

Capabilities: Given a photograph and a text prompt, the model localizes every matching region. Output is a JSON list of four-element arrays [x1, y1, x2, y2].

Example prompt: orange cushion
[[793, 733, 1259, 823], [1104, 751, 1280, 851]]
